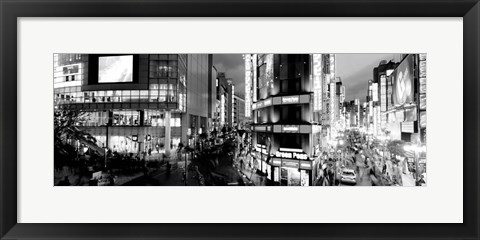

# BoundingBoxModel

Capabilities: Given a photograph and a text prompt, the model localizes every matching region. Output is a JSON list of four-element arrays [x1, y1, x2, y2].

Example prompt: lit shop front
[[271, 148, 312, 186], [251, 144, 313, 186]]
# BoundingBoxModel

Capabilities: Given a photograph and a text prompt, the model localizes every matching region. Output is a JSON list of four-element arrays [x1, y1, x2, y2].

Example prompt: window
[[171, 118, 181, 127], [280, 105, 302, 123], [159, 84, 167, 102], [278, 133, 301, 149], [168, 84, 176, 102], [65, 76, 69, 82], [280, 78, 300, 94], [149, 59, 178, 78]]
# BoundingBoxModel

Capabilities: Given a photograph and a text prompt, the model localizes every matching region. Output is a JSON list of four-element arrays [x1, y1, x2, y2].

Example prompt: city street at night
[[54, 53, 427, 187]]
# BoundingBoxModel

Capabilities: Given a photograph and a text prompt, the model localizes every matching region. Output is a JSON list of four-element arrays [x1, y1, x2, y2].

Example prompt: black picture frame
[[1, 0, 478, 239]]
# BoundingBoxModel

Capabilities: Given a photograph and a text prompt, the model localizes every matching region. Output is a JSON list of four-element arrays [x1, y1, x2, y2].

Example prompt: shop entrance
[[280, 167, 310, 186]]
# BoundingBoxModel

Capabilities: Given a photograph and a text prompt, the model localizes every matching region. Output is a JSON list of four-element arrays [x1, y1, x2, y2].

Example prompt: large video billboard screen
[[98, 55, 133, 83], [392, 54, 414, 106]]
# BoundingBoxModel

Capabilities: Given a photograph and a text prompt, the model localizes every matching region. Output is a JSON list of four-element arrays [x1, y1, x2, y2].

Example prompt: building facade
[[233, 93, 245, 128], [54, 54, 213, 157], [246, 54, 330, 186]]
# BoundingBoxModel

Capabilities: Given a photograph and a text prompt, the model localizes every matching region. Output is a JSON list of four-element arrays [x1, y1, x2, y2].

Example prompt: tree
[[54, 110, 101, 168], [386, 140, 406, 162]]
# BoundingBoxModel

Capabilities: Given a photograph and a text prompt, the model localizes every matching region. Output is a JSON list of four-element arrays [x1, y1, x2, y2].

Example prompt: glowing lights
[[282, 96, 299, 104], [282, 125, 299, 133]]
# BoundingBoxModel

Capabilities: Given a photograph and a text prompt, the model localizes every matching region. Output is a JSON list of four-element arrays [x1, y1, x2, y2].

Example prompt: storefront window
[[281, 167, 301, 186], [300, 170, 309, 186], [274, 167, 280, 182], [112, 110, 141, 126]]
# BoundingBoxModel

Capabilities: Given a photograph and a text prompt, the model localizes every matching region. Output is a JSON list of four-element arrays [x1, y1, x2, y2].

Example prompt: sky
[[336, 53, 399, 102], [213, 54, 399, 101], [213, 54, 246, 95]]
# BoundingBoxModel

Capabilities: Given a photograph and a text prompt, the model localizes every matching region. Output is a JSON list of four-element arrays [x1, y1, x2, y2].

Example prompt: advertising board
[[392, 55, 414, 106]]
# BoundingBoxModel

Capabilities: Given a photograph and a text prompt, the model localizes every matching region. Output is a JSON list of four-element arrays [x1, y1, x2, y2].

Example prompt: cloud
[[336, 53, 397, 102]]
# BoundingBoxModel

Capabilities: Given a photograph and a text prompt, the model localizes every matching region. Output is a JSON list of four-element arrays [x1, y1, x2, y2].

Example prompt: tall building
[[329, 77, 345, 138], [227, 79, 235, 127], [246, 54, 330, 186], [372, 60, 398, 136], [53, 54, 213, 156], [215, 72, 232, 129], [386, 54, 426, 144], [233, 93, 245, 127]]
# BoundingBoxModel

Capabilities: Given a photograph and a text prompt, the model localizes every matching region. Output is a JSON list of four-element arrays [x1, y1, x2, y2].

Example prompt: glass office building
[[54, 54, 212, 156]]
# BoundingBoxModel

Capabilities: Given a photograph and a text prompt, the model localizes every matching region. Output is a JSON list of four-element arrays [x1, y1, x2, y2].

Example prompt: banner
[[420, 94, 426, 110], [392, 55, 414, 106], [420, 111, 427, 129], [404, 107, 417, 121]]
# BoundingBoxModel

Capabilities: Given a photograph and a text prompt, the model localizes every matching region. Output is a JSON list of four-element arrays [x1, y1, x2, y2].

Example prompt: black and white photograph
[[54, 53, 427, 187]]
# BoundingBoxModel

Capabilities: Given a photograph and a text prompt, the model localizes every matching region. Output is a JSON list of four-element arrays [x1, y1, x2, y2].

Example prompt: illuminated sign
[[61, 64, 80, 75], [275, 150, 308, 160], [282, 125, 299, 133], [419, 60, 427, 78], [255, 147, 268, 154], [279, 148, 303, 153], [313, 54, 322, 112], [401, 121, 415, 133], [330, 82, 336, 122], [405, 107, 417, 121], [272, 159, 281, 166], [264, 99, 272, 106], [420, 77, 426, 94], [420, 94, 426, 110], [282, 96, 299, 104], [252, 54, 258, 102], [372, 83, 379, 102], [420, 111, 427, 129], [380, 76, 387, 112], [220, 95, 225, 125], [282, 160, 299, 168], [392, 55, 414, 106], [254, 126, 266, 131], [300, 162, 312, 169], [98, 55, 133, 83], [245, 55, 252, 118]]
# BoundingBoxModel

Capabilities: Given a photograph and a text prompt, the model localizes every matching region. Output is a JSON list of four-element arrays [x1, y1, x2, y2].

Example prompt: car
[[340, 168, 357, 185]]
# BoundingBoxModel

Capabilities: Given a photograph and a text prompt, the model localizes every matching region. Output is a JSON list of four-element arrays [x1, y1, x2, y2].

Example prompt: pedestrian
[[108, 175, 115, 186], [416, 174, 426, 186], [166, 162, 171, 178], [58, 176, 71, 186], [148, 148, 152, 156]]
